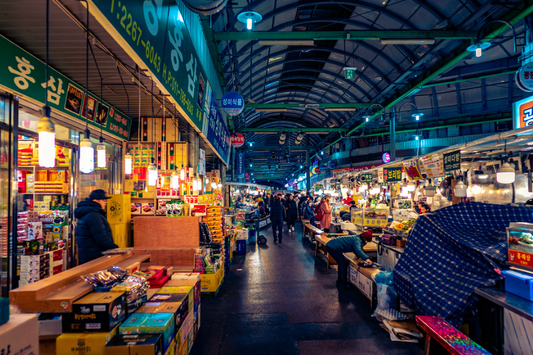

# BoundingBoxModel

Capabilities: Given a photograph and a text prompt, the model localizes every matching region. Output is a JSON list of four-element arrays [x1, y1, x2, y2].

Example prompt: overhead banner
[[87, 0, 230, 163], [206, 90, 230, 163], [236, 152, 245, 177], [198, 148, 206, 176], [0, 35, 131, 141], [420, 154, 445, 178], [513, 95, 533, 129]]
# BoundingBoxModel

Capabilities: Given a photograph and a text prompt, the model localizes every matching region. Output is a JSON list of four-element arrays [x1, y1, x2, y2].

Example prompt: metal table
[[475, 287, 533, 323]]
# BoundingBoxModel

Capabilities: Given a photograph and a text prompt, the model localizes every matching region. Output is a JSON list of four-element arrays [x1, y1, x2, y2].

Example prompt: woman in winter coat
[[303, 200, 316, 226], [284, 194, 298, 232], [319, 195, 333, 232]]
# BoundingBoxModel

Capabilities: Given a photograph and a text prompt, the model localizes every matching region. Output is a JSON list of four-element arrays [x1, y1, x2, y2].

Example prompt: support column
[[390, 107, 396, 161], [306, 149, 310, 196], [231, 146, 236, 182], [188, 132, 199, 174]]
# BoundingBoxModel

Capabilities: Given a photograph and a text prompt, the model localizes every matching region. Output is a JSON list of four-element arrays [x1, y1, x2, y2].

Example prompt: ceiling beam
[[245, 103, 372, 109], [214, 30, 477, 41], [343, 5, 533, 138], [240, 146, 315, 151], [241, 128, 347, 133]]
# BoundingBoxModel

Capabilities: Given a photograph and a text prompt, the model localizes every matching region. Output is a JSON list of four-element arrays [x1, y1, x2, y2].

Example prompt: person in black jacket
[[284, 194, 298, 232], [74, 189, 118, 264], [270, 196, 286, 243]]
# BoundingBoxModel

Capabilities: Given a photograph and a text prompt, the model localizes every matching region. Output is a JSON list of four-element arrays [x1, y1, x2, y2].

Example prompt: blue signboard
[[236, 152, 245, 177], [206, 91, 230, 164], [221, 91, 244, 116]]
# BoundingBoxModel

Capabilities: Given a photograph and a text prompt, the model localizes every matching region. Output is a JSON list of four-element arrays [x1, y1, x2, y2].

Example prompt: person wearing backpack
[[318, 195, 333, 232]]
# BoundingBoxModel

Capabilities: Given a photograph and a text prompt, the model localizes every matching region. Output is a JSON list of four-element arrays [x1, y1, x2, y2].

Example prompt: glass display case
[[507, 223, 533, 272]]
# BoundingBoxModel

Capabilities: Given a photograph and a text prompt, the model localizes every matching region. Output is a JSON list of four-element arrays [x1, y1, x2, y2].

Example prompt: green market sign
[[359, 173, 373, 183], [0, 35, 131, 141], [383, 167, 402, 182], [88, 0, 230, 164], [443, 150, 461, 172]]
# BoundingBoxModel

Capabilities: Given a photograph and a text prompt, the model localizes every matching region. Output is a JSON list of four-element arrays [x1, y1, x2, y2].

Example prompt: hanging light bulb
[[171, 170, 180, 190], [497, 162, 515, 184], [80, 130, 94, 174], [192, 175, 198, 192], [148, 158, 158, 186], [425, 182, 436, 197], [38, 106, 56, 168], [124, 151, 132, 175], [97, 137, 106, 169], [211, 179, 217, 189], [180, 165, 185, 181], [454, 180, 467, 197]]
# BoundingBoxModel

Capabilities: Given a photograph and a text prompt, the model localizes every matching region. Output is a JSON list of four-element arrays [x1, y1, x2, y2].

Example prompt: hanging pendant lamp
[[39, 1, 55, 168], [148, 157, 158, 186], [80, 2, 94, 174], [125, 151, 132, 175], [97, 137, 106, 169]]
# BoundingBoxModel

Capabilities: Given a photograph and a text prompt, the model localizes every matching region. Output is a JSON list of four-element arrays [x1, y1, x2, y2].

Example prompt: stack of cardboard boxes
[[106, 194, 132, 248]]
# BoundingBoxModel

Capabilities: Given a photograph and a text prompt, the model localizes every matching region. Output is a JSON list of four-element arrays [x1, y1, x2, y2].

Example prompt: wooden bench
[[314, 232, 350, 268], [416, 316, 491, 355], [304, 223, 323, 242]]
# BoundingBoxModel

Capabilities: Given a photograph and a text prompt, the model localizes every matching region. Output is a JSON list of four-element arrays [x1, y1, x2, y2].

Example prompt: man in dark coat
[[75, 189, 118, 264], [270, 195, 286, 243], [284, 194, 298, 232]]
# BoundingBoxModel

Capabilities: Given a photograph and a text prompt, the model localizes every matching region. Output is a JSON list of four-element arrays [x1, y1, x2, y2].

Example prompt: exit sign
[[344, 67, 356, 79]]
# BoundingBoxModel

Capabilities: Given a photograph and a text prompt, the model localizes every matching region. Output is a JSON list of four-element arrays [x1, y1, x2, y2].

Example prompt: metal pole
[[231, 146, 236, 182], [306, 149, 310, 196], [390, 106, 396, 161]]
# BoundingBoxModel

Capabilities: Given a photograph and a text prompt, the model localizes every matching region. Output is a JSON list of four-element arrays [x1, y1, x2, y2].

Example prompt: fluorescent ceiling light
[[269, 56, 283, 62], [259, 40, 315, 46], [380, 39, 436, 45], [256, 108, 288, 112], [324, 108, 357, 111]]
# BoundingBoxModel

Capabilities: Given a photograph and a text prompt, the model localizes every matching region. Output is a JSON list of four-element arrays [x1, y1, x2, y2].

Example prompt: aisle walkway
[[190, 223, 423, 355]]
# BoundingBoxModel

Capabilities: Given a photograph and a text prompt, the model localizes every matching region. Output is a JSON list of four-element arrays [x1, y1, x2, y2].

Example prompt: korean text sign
[[0, 35, 131, 140], [383, 167, 402, 182], [443, 151, 461, 172], [513, 95, 533, 129], [88, 0, 230, 163]]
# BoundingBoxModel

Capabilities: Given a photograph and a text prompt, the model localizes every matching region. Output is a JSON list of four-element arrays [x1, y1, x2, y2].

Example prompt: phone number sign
[[88, 0, 230, 163]]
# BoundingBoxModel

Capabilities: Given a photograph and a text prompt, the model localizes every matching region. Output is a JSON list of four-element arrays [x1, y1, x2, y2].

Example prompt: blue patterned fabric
[[393, 202, 533, 327]]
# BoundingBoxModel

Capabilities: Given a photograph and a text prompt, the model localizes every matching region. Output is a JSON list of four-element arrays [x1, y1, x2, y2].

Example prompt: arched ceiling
[[209, 0, 529, 184]]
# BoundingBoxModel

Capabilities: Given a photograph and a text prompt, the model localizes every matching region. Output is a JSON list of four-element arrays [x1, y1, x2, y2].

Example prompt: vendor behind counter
[[326, 230, 374, 288]]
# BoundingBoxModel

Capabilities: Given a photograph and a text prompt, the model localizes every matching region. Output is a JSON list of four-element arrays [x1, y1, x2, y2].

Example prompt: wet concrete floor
[[190, 222, 424, 355]]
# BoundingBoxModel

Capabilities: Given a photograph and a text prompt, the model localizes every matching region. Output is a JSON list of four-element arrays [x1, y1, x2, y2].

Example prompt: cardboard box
[[119, 312, 175, 352], [164, 279, 200, 303], [149, 292, 188, 310], [0, 313, 38, 355], [158, 286, 194, 312], [63, 292, 127, 332], [105, 334, 163, 355], [110, 223, 131, 248], [136, 301, 188, 335], [107, 194, 132, 225], [171, 273, 200, 281], [56, 325, 118, 355], [200, 268, 223, 293]]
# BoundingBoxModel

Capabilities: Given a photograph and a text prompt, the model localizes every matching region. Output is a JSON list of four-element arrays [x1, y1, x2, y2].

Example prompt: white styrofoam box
[[0, 314, 39, 355], [20, 263, 40, 273]]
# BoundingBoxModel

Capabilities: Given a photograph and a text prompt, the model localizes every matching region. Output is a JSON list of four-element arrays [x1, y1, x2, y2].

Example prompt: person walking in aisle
[[285, 194, 298, 232], [270, 195, 286, 243], [303, 199, 316, 226], [326, 230, 373, 288], [319, 195, 333, 232], [75, 189, 118, 264]]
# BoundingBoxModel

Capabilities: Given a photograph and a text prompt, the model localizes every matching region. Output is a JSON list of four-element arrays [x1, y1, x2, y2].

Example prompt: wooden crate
[[134, 216, 200, 248]]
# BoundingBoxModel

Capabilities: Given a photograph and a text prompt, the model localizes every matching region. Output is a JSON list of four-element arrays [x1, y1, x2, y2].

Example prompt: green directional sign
[[0, 35, 131, 140]]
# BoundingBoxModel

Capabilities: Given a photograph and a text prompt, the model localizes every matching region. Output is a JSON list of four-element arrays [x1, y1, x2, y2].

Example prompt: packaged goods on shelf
[[119, 312, 175, 352], [62, 292, 127, 332], [56, 325, 118, 355], [106, 334, 164, 355], [137, 302, 188, 335]]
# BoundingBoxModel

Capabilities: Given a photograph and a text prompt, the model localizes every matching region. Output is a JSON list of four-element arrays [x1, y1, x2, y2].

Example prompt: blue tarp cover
[[393, 202, 533, 326]]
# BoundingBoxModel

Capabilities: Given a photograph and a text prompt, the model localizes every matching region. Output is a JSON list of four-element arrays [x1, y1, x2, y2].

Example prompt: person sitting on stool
[[326, 230, 373, 288]]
